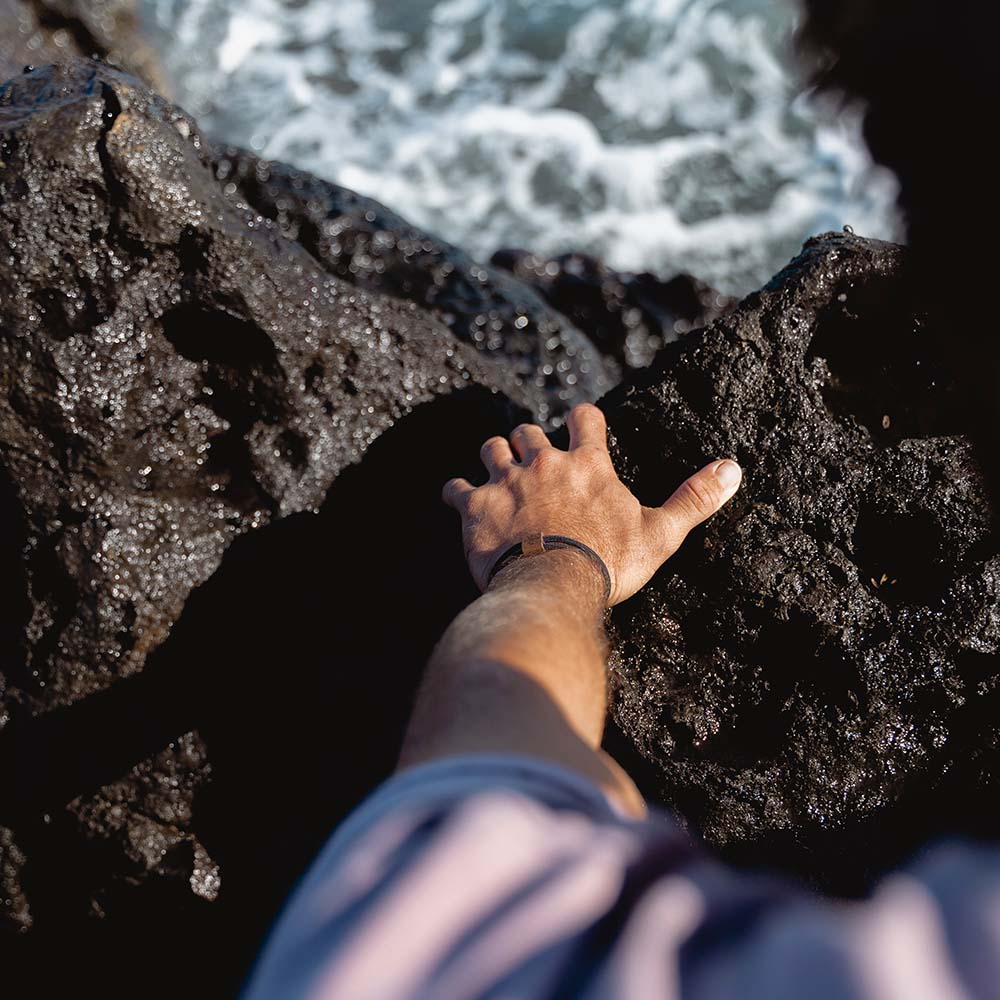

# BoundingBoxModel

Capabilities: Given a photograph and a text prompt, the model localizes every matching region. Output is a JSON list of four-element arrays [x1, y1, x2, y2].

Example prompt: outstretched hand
[[443, 403, 742, 606]]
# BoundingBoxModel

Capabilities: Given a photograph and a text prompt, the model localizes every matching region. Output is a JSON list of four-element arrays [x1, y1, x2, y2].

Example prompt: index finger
[[567, 403, 608, 451], [442, 477, 474, 510]]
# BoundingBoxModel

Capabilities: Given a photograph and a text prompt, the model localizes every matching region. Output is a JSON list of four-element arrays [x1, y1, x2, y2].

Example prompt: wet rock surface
[[603, 232, 1000, 888], [4, 384, 519, 995], [0, 60, 536, 940], [0, 59, 526, 713], [492, 248, 734, 371], [0, 824, 29, 932], [71, 732, 217, 902], [216, 149, 612, 423]]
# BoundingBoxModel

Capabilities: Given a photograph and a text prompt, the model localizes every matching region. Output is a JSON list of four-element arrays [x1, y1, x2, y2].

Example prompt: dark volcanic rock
[[0, 1, 167, 93], [68, 731, 218, 914], [492, 249, 735, 371], [214, 148, 613, 422], [603, 231, 1000, 888], [1, 824, 29, 931], [0, 60, 516, 712], [0, 60, 534, 933]]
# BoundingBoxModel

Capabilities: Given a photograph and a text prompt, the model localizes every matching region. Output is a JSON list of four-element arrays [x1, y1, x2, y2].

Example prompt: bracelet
[[486, 533, 613, 605]]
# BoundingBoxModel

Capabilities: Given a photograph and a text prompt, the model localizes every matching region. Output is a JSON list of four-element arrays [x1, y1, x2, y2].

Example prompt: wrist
[[487, 534, 612, 605], [488, 547, 607, 615]]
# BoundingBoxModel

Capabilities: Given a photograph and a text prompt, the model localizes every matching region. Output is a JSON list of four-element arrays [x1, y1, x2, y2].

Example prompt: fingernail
[[714, 460, 742, 491]]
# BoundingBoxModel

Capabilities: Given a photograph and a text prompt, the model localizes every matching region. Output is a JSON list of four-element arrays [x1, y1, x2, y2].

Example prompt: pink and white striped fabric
[[243, 755, 1000, 999]]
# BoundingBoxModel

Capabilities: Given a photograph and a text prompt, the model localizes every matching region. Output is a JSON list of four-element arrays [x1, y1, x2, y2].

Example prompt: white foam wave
[[140, 0, 901, 295]]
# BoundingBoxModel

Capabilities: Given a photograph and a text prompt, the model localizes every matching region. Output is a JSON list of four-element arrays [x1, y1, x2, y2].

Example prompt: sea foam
[[142, 0, 901, 294]]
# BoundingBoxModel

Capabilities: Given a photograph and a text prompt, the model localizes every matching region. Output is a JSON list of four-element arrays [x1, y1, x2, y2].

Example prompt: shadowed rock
[[492, 249, 735, 370], [0, 60, 535, 931], [603, 232, 1000, 889], [69, 732, 217, 908], [0, 824, 28, 932], [799, 0, 1000, 503]]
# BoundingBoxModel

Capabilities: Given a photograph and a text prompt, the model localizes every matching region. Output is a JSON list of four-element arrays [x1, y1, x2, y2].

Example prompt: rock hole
[[157, 839, 196, 878], [853, 508, 947, 606], [7, 175, 28, 201], [954, 650, 1000, 689], [116, 602, 138, 657], [275, 430, 308, 471], [176, 227, 210, 276], [33, 289, 109, 342], [160, 304, 277, 374], [757, 411, 778, 435], [676, 613, 864, 768], [160, 305, 282, 513], [203, 428, 271, 512], [808, 272, 972, 442], [304, 362, 324, 393], [337, 350, 361, 397]]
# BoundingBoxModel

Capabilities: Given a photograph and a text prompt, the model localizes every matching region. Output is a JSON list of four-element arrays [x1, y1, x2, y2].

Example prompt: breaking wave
[[141, 0, 901, 294]]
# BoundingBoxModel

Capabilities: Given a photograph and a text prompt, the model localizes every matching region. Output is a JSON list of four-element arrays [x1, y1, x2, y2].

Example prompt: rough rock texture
[[0, 824, 29, 932], [603, 232, 1000, 888], [0, 60, 527, 713], [492, 249, 734, 371], [0, 0, 166, 93], [216, 149, 613, 423], [0, 60, 543, 936], [68, 732, 218, 914]]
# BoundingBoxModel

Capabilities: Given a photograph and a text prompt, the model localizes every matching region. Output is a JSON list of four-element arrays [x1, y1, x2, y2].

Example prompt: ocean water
[[140, 0, 901, 296]]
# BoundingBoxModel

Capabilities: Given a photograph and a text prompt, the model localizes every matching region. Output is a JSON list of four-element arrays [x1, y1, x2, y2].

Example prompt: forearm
[[400, 403, 739, 815], [398, 549, 613, 780]]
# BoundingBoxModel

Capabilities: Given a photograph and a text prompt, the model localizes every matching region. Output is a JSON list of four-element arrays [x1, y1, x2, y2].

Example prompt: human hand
[[442, 403, 742, 606]]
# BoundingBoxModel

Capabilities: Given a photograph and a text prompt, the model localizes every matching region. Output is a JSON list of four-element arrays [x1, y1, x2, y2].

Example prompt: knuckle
[[577, 445, 607, 468], [532, 448, 560, 473], [442, 478, 464, 504], [576, 402, 605, 427], [679, 476, 721, 515], [480, 436, 503, 456]]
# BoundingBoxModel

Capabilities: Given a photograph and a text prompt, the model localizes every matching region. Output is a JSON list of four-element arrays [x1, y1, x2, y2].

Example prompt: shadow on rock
[[3, 387, 520, 996]]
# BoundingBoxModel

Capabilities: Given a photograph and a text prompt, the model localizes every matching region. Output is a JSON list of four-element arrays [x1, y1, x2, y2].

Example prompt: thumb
[[649, 459, 742, 554]]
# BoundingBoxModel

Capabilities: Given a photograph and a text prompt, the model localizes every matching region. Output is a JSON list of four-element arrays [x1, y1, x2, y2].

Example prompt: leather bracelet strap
[[487, 534, 613, 605]]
